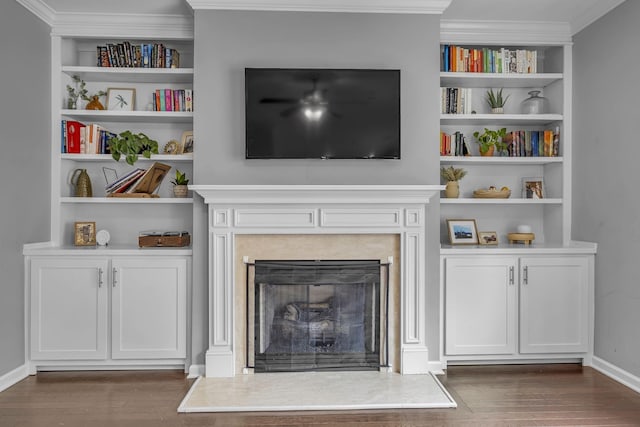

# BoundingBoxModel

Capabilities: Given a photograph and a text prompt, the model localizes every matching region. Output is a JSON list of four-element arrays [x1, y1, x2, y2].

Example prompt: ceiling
[[20, 0, 626, 35]]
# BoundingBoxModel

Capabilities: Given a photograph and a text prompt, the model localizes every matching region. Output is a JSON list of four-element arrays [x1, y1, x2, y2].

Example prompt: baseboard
[[427, 360, 446, 375], [188, 364, 205, 379], [591, 356, 640, 394], [0, 364, 29, 393]]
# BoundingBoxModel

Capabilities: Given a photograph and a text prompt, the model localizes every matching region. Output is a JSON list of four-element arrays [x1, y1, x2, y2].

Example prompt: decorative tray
[[473, 187, 511, 199]]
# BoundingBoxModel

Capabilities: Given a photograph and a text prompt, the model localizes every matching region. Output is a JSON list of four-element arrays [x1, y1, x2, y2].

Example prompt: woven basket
[[473, 188, 511, 199]]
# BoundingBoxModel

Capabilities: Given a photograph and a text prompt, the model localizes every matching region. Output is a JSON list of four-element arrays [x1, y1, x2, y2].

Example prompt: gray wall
[[573, 1, 640, 377], [191, 10, 442, 365], [0, 2, 50, 376]]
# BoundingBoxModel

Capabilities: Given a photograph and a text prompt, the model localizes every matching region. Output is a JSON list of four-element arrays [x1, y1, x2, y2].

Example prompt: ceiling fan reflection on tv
[[259, 77, 342, 120]]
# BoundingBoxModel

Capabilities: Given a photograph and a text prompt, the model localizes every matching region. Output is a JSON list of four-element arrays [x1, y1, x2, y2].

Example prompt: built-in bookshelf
[[439, 43, 571, 247], [52, 36, 195, 247]]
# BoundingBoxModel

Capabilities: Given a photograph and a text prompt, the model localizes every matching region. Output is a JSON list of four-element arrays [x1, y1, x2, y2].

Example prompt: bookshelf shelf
[[61, 153, 193, 162], [61, 109, 193, 123], [440, 72, 563, 88], [440, 113, 562, 126], [62, 66, 194, 84], [60, 197, 193, 204], [441, 198, 562, 205], [440, 156, 563, 165]]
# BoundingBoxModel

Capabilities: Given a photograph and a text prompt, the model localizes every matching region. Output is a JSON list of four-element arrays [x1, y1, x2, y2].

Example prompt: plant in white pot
[[486, 88, 510, 113], [171, 169, 189, 198], [440, 166, 467, 199]]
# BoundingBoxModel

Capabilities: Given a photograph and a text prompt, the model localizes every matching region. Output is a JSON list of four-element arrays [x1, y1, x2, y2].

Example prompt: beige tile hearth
[[178, 371, 456, 412]]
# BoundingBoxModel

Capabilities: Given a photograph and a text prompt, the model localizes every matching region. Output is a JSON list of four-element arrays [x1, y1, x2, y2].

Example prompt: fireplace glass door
[[253, 260, 382, 372]]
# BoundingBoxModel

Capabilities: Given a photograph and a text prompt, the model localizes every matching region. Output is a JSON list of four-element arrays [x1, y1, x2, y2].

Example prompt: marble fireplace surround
[[190, 185, 442, 378]]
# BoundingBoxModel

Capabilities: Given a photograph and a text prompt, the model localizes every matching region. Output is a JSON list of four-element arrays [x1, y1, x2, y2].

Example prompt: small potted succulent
[[440, 166, 467, 198], [486, 88, 510, 113], [171, 169, 189, 198]]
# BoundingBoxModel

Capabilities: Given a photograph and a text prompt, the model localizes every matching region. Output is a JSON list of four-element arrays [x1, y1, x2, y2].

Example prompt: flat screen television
[[245, 68, 400, 159]]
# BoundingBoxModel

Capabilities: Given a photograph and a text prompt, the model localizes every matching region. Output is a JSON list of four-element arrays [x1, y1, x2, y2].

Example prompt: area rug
[[178, 371, 456, 412]]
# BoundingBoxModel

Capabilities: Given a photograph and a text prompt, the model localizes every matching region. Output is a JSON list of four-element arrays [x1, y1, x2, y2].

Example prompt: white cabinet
[[443, 253, 592, 361], [111, 257, 187, 359], [445, 256, 517, 355], [30, 257, 109, 360], [28, 253, 189, 369]]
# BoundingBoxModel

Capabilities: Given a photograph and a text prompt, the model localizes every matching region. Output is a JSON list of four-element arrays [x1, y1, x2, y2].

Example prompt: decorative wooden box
[[138, 231, 190, 248]]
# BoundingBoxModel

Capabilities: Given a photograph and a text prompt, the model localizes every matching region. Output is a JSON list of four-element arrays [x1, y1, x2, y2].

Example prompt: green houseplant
[[66, 75, 106, 109], [486, 88, 510, 113], [473, 127, 508, 156], [107, 131, 159, 165], [440, 166, 467, 199], [171, 170, 189, 198]]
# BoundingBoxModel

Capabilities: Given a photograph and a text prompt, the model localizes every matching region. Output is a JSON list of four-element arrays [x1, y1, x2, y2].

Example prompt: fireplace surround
[[191, 185, 442, 377]]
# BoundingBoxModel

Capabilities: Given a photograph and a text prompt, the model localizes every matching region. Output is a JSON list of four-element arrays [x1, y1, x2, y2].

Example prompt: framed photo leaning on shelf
[[106, 88, 136, 111], [447, 219, 479, 245], [522, 177, 545, 199], [478, 231, 498, 245], [74, 221, 96, 246], [181, 131, 193, 153]]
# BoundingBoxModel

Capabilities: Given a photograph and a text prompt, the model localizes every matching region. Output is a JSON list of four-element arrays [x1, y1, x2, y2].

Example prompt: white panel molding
[[441, 19, 572, 45], [186, 0, 452, 14], [592, 356, 640, 395]]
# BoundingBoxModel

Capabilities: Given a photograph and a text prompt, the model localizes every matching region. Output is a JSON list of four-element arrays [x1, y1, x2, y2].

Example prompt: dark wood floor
[[1, 364, 639, 426]]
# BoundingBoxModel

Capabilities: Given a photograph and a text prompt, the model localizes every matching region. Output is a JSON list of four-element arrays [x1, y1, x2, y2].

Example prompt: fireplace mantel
[[191, 184, 443, 377]]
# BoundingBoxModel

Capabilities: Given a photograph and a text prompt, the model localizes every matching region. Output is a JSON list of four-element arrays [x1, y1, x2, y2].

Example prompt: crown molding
[[570, 0, 625, 35], [17, 0, 193, 39], [186, 0, 452, 14], [441, 19, 572, 45]]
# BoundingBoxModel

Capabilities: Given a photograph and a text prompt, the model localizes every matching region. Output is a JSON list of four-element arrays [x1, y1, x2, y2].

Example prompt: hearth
[[249, 260, 388, 372]]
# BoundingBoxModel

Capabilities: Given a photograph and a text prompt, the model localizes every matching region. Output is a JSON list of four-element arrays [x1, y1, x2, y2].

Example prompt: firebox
[[249, 260, 387, 372]]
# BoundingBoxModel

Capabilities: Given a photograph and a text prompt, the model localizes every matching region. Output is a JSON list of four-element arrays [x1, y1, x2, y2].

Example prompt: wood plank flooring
[[0, 364, 639, 426]]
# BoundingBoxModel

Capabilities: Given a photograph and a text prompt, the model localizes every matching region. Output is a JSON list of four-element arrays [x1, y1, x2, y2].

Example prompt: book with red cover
[[65, 120, 85, 153]]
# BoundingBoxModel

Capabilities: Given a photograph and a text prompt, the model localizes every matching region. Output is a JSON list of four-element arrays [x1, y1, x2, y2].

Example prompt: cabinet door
[[519, 256, 589, 353], [111, 257, 187, 359], [30, 257, 109, 360], [445, 256, 517, 355]]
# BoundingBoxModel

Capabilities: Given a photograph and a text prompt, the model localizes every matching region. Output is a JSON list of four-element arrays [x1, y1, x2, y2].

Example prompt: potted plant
[[66, 75, 106, 109], [107, 130, 159, 165], [486, 88, 510, 113], [440, 166, 467, 198], [171, 169, 189, 198], [473, 127, 508, 157]]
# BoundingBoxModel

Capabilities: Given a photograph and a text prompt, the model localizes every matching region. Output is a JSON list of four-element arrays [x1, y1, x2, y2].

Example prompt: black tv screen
[[245, 68, 400, 159]]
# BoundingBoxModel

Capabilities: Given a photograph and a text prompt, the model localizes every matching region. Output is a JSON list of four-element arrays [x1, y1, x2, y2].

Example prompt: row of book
[[61, 120, 115, 154], [441, 87, 473, 114], [440, 128, 560, 157], [441, 45, 538, 74], [106, 162, 171, 195], [153, 89, 193, 112], [97, 42, 180, 68]]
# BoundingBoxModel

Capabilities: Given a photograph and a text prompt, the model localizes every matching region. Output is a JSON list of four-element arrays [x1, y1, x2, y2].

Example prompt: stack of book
[[440, 131, 470, 156], [441, 87, 473, 114], [61, 120, 116, 154], [96, 41, 180, 68], [105, 162, 171, 197], [506, 128, 560, 157], [153, 89, 193, 112], [441, 45, 538, 74]]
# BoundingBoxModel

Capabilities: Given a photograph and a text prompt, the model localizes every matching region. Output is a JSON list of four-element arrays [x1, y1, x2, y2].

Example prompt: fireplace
[[250, 260, 388, 372], [190, 185, 442, 377]]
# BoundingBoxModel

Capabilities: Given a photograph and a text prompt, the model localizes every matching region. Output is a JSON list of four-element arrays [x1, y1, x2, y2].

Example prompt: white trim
[[570, 0, 626, 35], [592, 356, 640, 395], [188, 364, 205, 379], [16, 0, 55, 25], [441, 19, 572, 45], [0, 364, 29, 393], [51, 13, 193, 39], [186, 0, 452, 14]]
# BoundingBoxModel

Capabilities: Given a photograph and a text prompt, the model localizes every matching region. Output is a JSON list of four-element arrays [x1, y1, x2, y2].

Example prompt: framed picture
[[478, 231, 499, 245], [447, 219, 479, 245], [522, 177, 545, 199], [74, 221, 96, 246], [106, 88, 136, 111], [181, 131, 193, 153]]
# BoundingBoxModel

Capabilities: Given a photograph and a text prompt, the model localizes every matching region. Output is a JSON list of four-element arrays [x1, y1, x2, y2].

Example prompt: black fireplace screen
[[249, 260, 386, 372]]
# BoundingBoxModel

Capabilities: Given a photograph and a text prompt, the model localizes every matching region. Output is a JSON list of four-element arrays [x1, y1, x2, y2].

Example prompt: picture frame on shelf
[[522, 177, 545, 199], [447, 219, 479, 245], [106, 88, 136, 111], [181, 131, 193, 153], [74, 221, 96, 246], [478, 231, 499, 245]]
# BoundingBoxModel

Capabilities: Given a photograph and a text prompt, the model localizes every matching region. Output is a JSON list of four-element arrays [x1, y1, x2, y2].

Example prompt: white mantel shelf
[[190, 185, 444, 205]]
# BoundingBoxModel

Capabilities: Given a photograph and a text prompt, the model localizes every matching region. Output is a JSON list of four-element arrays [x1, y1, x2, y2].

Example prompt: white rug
[[178, 371, 456, 413]]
